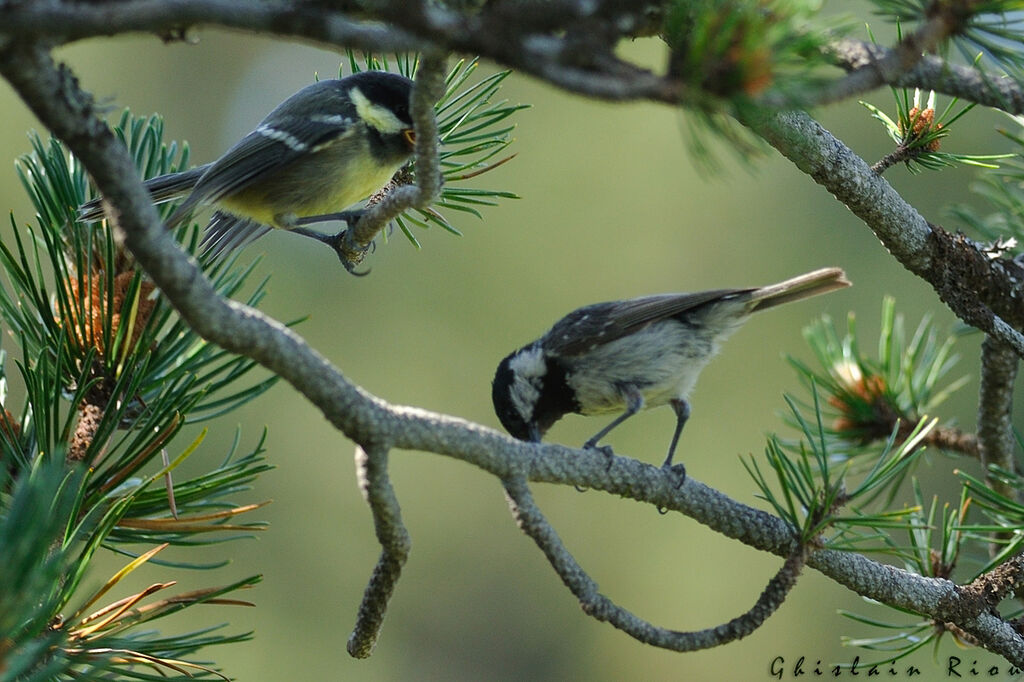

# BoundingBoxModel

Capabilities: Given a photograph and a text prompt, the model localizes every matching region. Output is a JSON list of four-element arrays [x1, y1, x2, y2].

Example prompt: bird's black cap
[[492, 354, 536, 442], [344, 71, 414, 126]]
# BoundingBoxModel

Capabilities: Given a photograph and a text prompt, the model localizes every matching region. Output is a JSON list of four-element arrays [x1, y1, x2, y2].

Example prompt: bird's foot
[[662, 462, 687, 489], [292, 211, 372, 275], [583, 440, 616, 471]]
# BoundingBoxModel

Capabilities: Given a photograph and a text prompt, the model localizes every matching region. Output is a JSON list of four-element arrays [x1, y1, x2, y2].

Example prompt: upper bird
[[78, 71, 416, 259], [491, 268, 851, 479]]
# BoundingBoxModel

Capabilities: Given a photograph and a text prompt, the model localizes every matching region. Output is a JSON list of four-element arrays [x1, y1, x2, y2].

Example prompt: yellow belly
[[217, 136, 408, 228]]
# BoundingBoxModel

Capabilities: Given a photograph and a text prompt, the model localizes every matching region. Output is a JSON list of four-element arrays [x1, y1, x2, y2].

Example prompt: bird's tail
[[76, 165, 209, 223], [749, 267, 851, 312], [199, 212, 273, 261]]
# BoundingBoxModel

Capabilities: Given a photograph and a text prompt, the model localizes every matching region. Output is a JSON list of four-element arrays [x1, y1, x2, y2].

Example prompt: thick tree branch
[[6, 0, 1022, 113], [348, 445, 410, 658], [0, 0, 680, 103], [748, 110, 933, 270], [978, 337, 1020, 505], [811, 15, 959, 107], [829, 38, 1024, 115], [7, 0, 1024, 667], [748, 110, 1024, 358], [0, 0, 429, 53]]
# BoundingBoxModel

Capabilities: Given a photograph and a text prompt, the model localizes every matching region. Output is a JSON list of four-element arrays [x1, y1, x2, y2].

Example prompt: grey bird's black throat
[[492, 348, 580, 442]]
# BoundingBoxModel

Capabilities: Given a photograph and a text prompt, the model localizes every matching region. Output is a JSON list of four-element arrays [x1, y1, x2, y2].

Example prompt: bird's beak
[[402, 128, 416, 146]]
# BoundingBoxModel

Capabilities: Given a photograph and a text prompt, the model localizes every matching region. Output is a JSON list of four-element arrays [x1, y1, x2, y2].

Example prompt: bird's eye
[[403, 128, 416, 146]]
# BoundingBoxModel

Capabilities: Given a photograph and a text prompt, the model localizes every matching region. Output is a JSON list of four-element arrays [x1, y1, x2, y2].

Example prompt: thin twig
[[871, 145, 925, 175], [347, 445, 411, 659], [339, 52, 447, 268], [503, 475, 807, 651]]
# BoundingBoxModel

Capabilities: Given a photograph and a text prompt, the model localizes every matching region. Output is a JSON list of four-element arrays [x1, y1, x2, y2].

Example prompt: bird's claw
[[583, 441, 616, 471], [292, 211, 372, 275], [332, 232, 372, 276], [662, 462, 687, 489]]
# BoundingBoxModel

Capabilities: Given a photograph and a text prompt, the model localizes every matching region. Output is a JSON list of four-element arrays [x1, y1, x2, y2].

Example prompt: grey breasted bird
[[491, 268, 851, 476], [78, 71, 416, 259]]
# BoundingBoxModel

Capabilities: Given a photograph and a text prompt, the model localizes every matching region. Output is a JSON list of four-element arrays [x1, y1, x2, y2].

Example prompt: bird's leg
[[583, 385, 644, 469], [288, 210, 371, 275], [662, 398, 690, 488], [294, 209, 364, 228]]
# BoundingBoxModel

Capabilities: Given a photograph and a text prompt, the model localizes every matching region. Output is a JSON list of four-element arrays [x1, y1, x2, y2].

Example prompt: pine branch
[[978, 337, 1019, 504], [347, 445, 410, 659], [828, 38, 1024, 114], [748, 109, 1024, 358], [10, 35, 1024, 664], [809, 15, 959, 107], [503, 475, 809, 651], [339, 53, 447, 268]]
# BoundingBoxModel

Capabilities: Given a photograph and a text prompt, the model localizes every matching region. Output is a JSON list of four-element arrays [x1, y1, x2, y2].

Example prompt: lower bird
[[491, 267, 850, 478]]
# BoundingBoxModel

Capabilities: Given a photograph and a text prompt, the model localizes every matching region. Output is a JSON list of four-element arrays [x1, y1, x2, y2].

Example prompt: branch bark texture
[[4, 0, 1024, 668], [749, 110, 1024, 357]]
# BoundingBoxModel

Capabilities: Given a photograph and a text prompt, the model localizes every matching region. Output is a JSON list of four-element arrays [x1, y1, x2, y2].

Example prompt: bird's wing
[[189, 115, 359, 205], [543, 288, 751, 356]]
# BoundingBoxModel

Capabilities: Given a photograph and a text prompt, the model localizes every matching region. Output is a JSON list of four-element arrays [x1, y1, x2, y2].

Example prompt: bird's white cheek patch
[[350, 86, 406, 135], [508, 346, 547, 422], [509, 378, 540, 424]]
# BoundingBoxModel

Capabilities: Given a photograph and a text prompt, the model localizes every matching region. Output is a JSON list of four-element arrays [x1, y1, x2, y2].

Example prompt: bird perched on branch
[[79, 71, 416, 263], [492, 268, 851, 480]]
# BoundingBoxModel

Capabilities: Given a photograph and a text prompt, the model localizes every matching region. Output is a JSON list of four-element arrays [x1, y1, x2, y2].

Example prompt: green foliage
[[344, 53, 525, 247], [789, 297, 966, 452], [744, 388, 929, 546], [769, 297, 1024, 662], [835, 485, 999, 664], [862, 86, 1011, 172], [663, 0, 831, 101], [0, 457, 85, 681], [872, 0, 1024, 80], [0, 113, 272, 679], [958, 468, 1024, 574], [745, 293, 969, 554], [949, 112, 1024, 252], [660, 0, 840, 167]]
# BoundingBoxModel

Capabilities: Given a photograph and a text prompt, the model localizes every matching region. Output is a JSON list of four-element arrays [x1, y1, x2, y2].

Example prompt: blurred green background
[[1, 11, 1020, 681]]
